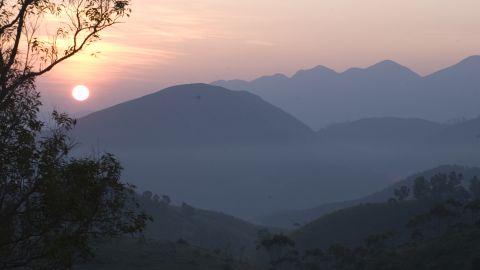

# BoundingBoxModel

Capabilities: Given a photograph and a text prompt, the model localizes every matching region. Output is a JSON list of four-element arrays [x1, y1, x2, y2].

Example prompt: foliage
[[0, 1, 144, 269], [0, 0, 131, 106], [393, 186, 410, 201], [263, 173, 480, 270], [138, 193, 260, 261], [0, 86, 149, 269], [75, 238, 260, 270], [257, 233, 299, 270]]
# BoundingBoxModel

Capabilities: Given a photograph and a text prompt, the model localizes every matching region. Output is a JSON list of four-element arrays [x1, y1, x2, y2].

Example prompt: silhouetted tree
[[302, 248, 326, 270], [0, 0, 131, 107], [0, 106, 149, 269], [181, 202, 196, 216], [257, 234, 299, 270], [0, 1, 150, 269], [470, 176, 480, 200], [394, 185, 410, 201], [142, 190, 153, 200], [162, 195, 171, 205], [413, 176, 431, 200]]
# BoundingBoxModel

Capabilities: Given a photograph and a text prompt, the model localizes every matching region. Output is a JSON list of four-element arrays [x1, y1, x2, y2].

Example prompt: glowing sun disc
[[72, 85, 90, 101]]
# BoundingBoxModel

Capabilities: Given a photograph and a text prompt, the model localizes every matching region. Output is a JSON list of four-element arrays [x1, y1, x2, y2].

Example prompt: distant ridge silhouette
[[213, 56, 480, 129], [75, 83, 314, 148]]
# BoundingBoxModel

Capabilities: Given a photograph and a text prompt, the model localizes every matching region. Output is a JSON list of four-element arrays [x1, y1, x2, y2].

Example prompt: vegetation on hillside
[[0, 1, 150, 269], [257, 172, 480, 270], [139, 191, 262, 259], [75, 238, 260, 270]]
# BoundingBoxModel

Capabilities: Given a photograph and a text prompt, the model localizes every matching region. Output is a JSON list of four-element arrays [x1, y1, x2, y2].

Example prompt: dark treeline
[[0, 1, 150, 269], [256, 172, 480, 270]]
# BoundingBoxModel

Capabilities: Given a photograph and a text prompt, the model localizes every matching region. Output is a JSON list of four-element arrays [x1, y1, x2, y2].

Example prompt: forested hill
[[261, 165, 480, 228]]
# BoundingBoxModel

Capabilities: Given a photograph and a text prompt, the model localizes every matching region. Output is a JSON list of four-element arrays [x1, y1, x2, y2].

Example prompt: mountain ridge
[[213, 56, 480, 129], [75, 83, 314, 148], [73, 83, 387, 219]]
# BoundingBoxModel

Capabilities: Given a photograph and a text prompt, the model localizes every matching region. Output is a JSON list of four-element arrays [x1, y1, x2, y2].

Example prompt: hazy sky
[[39, 0, 480, 114]]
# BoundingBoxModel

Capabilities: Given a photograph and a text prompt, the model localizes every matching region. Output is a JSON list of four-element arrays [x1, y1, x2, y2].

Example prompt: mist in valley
[[3, 1, 480, 270]]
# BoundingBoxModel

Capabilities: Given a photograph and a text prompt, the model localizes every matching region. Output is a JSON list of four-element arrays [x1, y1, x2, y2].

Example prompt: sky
[[39, 0, 480, 115]]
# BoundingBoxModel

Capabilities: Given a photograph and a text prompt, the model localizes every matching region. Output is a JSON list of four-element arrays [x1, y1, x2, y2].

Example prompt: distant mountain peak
[[158, 83, 223, 94], [271, 73, 289, 79], [252, 73, 289, 83], [312, 65, 337, 72], [366, 60, 420, 77], [458, 55, 480, 65], [76, 83, 313, 148], [339, 60, 420, 79], [426, 55, 480, 79], [292, 65, 337, 79], [368, 60, 400, 69]]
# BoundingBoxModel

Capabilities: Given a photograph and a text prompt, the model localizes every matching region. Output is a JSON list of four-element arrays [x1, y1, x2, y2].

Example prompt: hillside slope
[[262, 165, 480, 228], [292, 200, 432, 250], [72, 84, 386, 218], [75, 83, 313, 148], [75, 238, 259, 270], [138, 195, 261, 258]]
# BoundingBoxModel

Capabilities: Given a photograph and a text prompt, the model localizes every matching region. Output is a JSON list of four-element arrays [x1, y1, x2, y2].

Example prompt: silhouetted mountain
[[76, 83, 313, 147], [255, 113, 480, 228], [74, 84, 480, 219], [73, 83, 386, 219], [426, 55, 480, 83], [261, 165, 480, 228], [306, 116, 480, 202], [213, 56, 480, 129], [317, 117, 443, 147]]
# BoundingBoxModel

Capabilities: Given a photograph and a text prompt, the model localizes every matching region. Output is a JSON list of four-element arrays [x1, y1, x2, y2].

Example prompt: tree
[[413, 176, 431, 200], [142, 190, 153, 200], [0, 105, 149, 269], [162, 195, 171, 205], [470, 176, 480, 200], [257, 234, 299, 270], [394, 185, 410, 201], [0, 0, 131, 107], [0, 1, 149, 269]]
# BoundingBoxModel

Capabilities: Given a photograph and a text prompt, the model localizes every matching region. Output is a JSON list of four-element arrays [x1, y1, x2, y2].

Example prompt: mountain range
[[73, 83, 480, 221], [73, 84, 385, 219], [213, 56, 480, 130]]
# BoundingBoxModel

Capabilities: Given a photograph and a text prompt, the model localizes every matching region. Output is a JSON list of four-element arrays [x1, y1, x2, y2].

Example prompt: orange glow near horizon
[[40, 0, 480, 111]]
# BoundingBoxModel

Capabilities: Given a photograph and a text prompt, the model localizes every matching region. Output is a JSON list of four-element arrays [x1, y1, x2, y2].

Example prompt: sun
[[72, 85, 90, 101]]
